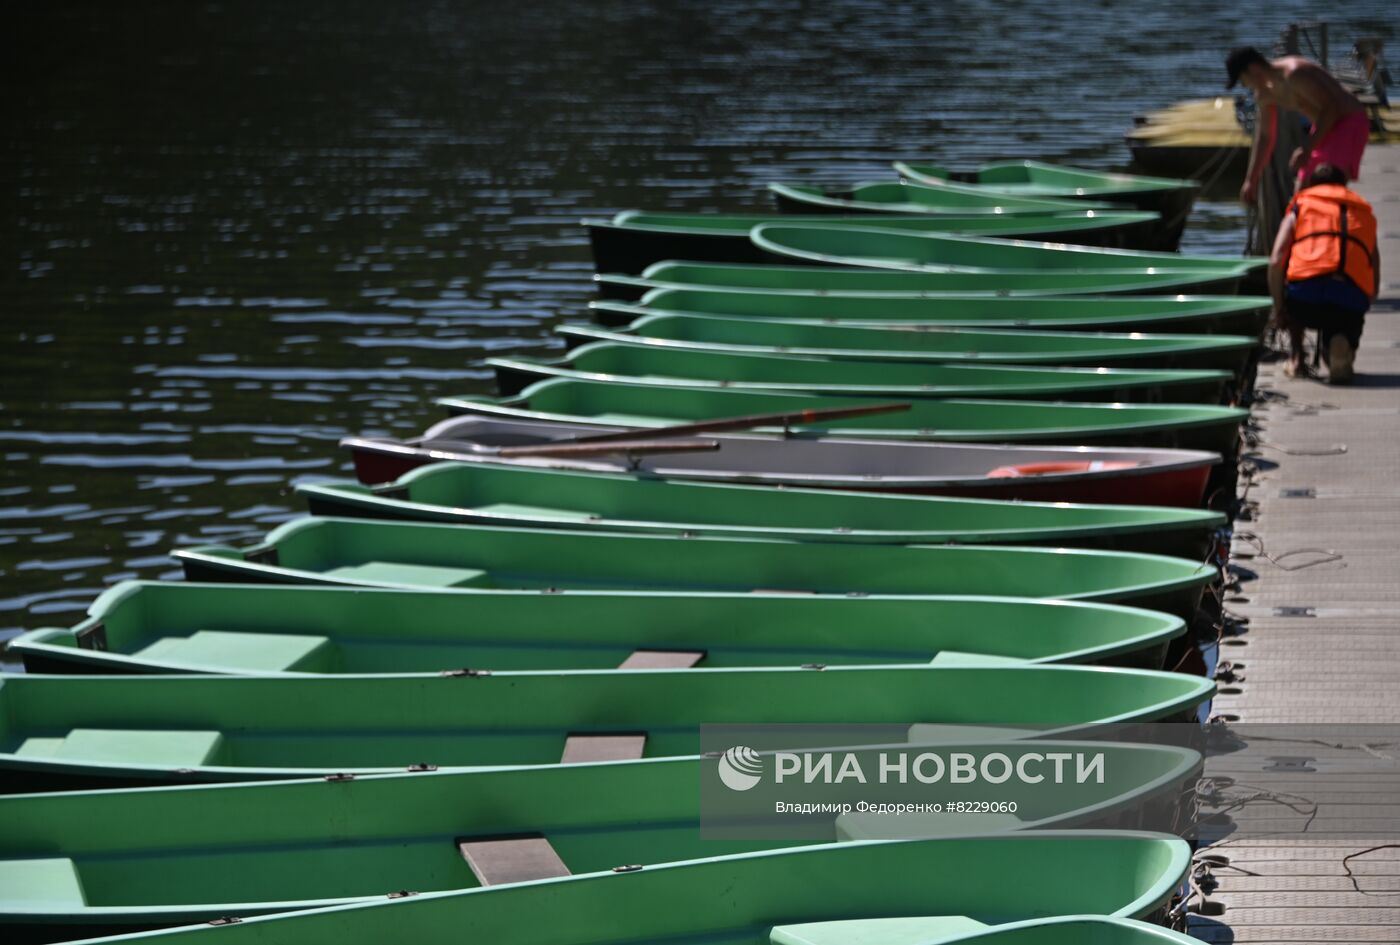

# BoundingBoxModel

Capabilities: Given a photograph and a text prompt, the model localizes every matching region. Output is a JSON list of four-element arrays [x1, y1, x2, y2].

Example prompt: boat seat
[[617, 649, 705, 669], [927, 651, 1027, 667], [322, 562, 493, 589], [771, 916, 988, 945], [15, 729, 226, 767], [456, 834, 571, 886], [835, 810, 1025, 841], [470, 503, 600, 524], [134, 630, 335, 672], [0, 857, 88, 906], [560, 733, 647, 764]]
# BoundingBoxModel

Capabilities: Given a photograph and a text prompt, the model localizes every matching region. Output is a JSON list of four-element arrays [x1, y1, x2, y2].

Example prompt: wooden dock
[[1190, 142, 1400, 942]]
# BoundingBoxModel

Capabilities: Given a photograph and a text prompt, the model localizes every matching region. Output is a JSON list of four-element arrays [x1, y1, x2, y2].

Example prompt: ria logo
[[717, 745, 763, 791]]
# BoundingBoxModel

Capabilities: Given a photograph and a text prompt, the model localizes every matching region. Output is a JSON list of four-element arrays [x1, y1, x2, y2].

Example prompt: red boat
[[342, 414, 1219, 508]]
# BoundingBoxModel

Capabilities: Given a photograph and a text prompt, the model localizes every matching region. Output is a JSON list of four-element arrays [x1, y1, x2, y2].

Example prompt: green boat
[[8, 580, 1191, 675], [750, 223, 1265, 280], [0, 664, 1213, 791], [896, 158, 1201, 248], [174, 516, 1217, 621], [901, 161, 1198, 246], [488, 341, 1233, 404], [568, 314, 1259, 374], [596, 260, 1258, 302], [0, 753, 1200, 941], [441, 378, 1247, 457], [297, 460, 1225, 558], [587, 209, 1163, 274], [0, 832, 1192, 944], [767, 182, 1167, 248], [771, 180, 1117, 214], [591, 288, 1270, 337], [897, 160, 1199, 202]]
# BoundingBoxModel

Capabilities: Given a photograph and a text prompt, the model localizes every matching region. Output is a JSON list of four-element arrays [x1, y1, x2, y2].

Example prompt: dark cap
[[1225, 46, 1269, 88]]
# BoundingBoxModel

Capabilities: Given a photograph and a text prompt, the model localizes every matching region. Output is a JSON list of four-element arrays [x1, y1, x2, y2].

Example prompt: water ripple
[[6, 0, 1393, 646]]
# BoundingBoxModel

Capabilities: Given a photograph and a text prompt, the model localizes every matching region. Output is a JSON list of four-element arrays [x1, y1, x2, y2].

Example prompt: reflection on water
[[5, 1, 1395, 644]]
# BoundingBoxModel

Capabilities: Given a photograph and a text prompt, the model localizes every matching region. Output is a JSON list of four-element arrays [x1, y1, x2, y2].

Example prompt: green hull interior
[[492, 340, 1232, 402], [0, 833, 1191, 944], [299, 458, 1224, 548], [448, 377, 1247, 450], [573, 313, 1257, 370], [0, 749, 1198, 929], [171, 516, 1217, 620], [750, 224, 1263, 273], [624, 289, 1269, 334], [601, 261, 1255, 296], [604, 208, 1156, 236], [896, 160, 1197, 197], [10, 579, 1187, 675], [0, 668, 1213, 783], [768, 181, 1119, 213]]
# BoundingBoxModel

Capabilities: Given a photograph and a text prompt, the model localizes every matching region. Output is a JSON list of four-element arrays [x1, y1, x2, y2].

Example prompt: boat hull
[[769, 180, 1178, 250], [0, 832, 1192, 944], [488, 344, 1234, 404], [595, 264, 1250, 301], [0, 667, 1213, 790], [574, 314, 1260, 377], [598, 289, 1269, 337], [172, 516, 1216, 625], [10, 580, 1192, 676], [341, 415, 1220, 508], [748, 224, 1264, 281], [445, 379, 1247, 460], [298, 461, 1223, 561], [588, 212, 1162, 276], [893, 160, 1201, 250]]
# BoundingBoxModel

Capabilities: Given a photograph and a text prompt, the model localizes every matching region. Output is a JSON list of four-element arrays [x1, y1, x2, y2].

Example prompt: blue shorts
[[1286, 275, 1371, 314]]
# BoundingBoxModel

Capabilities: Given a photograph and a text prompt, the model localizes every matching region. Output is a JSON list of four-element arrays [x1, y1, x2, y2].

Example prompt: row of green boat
[[2, 159, 1248, 944], [597, 259, 1253, 300], [588, 158, 1207, 277], [591, 291, 1269, 334], [3, 827, 1204, 944]]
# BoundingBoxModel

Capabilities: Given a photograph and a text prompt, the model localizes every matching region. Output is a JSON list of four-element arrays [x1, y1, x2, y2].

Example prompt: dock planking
[[1191, 143, 1400, 943]]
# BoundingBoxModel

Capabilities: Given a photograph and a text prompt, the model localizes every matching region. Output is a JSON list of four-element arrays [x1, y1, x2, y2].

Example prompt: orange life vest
[[987, 460, 1139, 479], [1286, 184, 1379, 299]]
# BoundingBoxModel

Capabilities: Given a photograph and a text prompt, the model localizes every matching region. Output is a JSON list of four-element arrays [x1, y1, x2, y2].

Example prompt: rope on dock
[[1231, 531, 1345, 571], [1343, 844, 1400, 896]]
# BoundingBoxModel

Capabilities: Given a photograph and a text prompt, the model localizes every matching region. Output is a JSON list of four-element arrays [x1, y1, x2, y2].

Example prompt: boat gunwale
[[350, 416, 1225, 491], [893, 160, 1200, 198], [748, 221, 1266, 271], [764, 181, 1128, 215], [291, 459, 1224, 544], [171, 514, 1220, 610], [0, 662, 1215, 782], [7, 576, 1192, 675], [0, 828, 1196, 929]]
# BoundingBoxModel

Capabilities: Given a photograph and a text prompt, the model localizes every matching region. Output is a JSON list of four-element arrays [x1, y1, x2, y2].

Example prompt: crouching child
[[1268, 163, 1381, 383]]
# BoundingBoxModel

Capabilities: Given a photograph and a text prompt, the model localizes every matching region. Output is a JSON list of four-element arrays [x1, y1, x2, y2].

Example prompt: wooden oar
[[541, 401, 913, 446], [495, 438, 721, 459]]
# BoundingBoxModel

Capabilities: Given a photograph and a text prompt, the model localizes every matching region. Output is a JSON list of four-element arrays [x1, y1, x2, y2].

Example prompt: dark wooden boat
[[341, 414, 1223, 508]]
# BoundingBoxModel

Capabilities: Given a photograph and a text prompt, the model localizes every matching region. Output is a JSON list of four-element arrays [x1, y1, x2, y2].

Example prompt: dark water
[[5, 2, 1396, 648]]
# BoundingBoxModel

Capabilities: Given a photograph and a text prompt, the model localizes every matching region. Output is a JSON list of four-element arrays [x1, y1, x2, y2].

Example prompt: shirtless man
[[1225, 46, 1368, 206]]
